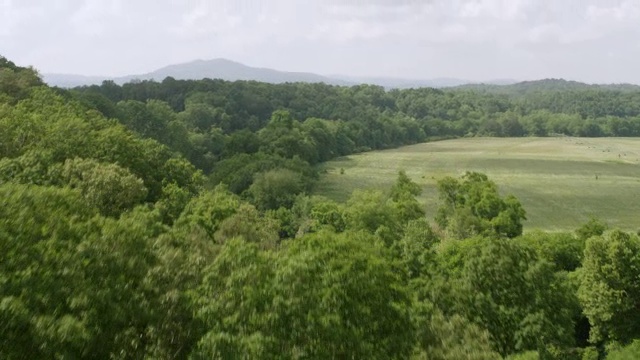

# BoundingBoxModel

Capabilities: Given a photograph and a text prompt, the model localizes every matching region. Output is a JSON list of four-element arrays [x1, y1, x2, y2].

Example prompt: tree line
[[2, 55, 640, 359], [66, 70, 640, 201]]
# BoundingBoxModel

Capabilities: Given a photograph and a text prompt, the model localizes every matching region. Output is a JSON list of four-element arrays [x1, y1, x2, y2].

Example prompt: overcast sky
[[2, 0, 640, 83]]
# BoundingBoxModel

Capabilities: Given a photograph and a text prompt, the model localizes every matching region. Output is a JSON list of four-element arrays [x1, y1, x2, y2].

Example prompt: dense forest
[[2, 55, 640, 359]]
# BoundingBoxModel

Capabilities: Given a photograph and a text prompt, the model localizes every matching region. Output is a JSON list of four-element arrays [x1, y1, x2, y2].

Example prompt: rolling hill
[[43, 59, 353, 87], [44, 59, 639, 91], [451, 78, 640, 94], [42, 58, 507, 88]]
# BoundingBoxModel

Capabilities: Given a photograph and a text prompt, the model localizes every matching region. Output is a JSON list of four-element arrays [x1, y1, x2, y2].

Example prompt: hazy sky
[[2, 0, 640, 83]]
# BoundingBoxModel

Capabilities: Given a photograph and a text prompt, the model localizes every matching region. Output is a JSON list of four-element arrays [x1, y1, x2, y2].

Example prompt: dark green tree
[[248, 168, 306, 210], [445, 238, 576, 356], [436, 172, 526, 239], [272, 231, 415, 359]]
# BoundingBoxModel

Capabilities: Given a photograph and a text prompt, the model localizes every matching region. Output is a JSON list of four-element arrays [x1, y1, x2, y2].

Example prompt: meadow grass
[[315, 137, 640, 232]]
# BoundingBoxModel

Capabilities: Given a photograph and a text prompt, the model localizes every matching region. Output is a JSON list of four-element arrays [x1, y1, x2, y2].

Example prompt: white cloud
[[1, 0, 640, 83], [586, 0, 640, 22], [0, 0, 46, 37], [169, 1, 240, 37], [70, 0, 125, 37], [456, 0, 531, 20]]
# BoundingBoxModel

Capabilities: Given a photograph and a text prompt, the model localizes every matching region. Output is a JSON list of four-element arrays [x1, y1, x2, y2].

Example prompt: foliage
[[394, 218, 439, 279], [59, 157, 148, 217], [578, 230, 640, 344], [444, 238, 577, 356], [344, 189, 403, 244], [0, 56, 43, 102], [214, 203, 280, 249], [65, 64, 640, 208], [575, 217, 608, 241], [412, 310, 501, 360], [307, 196, 347, 233], [606, 340, 640, 360], [190, 238, 276, 358], [271, 231, 415, 359], [0, 184, 95, 359], [191, 231, 415, 359], [517, 231, 585, 272], [436, 172, 526, 239], [0, 184, 172, 358], [4, 54, 640, 358], [175, 185, 240, 240], [248, 168, 306, 210]]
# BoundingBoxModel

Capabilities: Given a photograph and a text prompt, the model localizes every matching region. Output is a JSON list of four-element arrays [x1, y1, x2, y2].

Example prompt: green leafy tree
[[578, 230, 640, 344], [248, 168, 306, 210], [256, 110, 319, 163], [412, 310, 501, 360], [0, 57, 42, 102], [222, 129, 261, 157], [516, 230, 585, 272], [215, 203, 280, 249], [391, 170, 426, 223], [271, 231, 415, 359], [308, 196, 347, 233], [154, 182, 194, 225], [60, 157, 148, 217], [148, 215, 221, 359], [436, 172, 526, 239], [607, 340, 640, 360], [0, 149, 56, 186], [211, 153, 314, 195], [449, 238, 576, 356], [394, 218, 439, 279], [116, 99, 172, 142], [175, 185, 240, 240], [178, 102, 229, 132], [190, 238, 276, 358], [0, 184, 95, 359], [575, 217, 607, 241], [301, 117, 337, 162], [75, 208, 165, 359], [0, 184, 168, 359], [344, 189, 402, 244]]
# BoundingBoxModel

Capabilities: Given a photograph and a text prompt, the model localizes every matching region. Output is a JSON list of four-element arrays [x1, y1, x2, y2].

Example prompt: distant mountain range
[[42, 58, 640, 91], [336, 75, 518, 89], [452, 78, 640, 93], [42, 58, 516, 89], [44, 59, 348, 88]]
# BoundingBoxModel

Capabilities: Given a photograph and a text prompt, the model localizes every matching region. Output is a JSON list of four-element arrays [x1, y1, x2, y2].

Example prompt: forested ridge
[[2, 55, 640, 359]]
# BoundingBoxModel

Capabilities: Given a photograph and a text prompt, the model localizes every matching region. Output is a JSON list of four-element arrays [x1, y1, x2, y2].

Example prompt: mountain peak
[[182, 58, 246, 66], [42, 59, 516, 89], [130, 58, 348, 85]]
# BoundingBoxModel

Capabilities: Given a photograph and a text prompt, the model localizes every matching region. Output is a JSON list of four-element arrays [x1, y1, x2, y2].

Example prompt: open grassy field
[[315, 137, 640, 232]]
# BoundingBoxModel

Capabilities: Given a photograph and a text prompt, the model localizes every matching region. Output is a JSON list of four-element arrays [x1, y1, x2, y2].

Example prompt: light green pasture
[[315, 137, 640, 231]]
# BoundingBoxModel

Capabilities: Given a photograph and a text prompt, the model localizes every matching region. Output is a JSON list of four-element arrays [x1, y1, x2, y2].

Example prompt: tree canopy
[[2, 55, 640, 359]]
